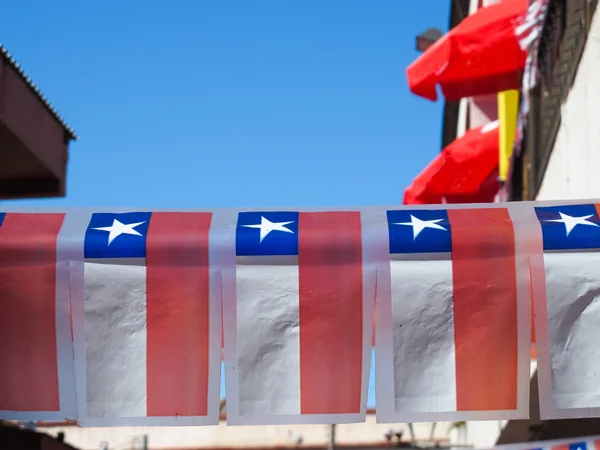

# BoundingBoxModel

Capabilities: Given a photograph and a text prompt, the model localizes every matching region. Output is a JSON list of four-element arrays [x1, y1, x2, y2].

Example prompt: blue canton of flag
[[84, 212, 152, 259], [0, 213, 5, 227], [569, 443, 587, 450], [236, 211, 299, 256], [387, 210, 451, 254], [535, 204, 600, 251]]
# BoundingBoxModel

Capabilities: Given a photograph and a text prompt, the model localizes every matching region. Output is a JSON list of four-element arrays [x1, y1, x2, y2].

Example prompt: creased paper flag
[[534, 204, 600, 419], [376, 207, 530, 422], [225, 211, 374, 425], [71, 211, 220, 426], [0, 212, 75, 421]]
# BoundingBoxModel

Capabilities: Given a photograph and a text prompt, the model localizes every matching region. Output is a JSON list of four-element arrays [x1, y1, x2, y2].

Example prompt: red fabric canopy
[[407, 0, 529, 101], [404, 121, 500, 205]]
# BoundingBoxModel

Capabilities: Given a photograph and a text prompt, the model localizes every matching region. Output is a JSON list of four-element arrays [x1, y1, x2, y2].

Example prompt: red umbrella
[[404, 121, 500, 205], [407, 0, 529, 101]]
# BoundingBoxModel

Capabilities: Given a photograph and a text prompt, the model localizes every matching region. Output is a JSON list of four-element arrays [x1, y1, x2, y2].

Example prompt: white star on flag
[[394, 214, 447, 240], [93, 219, 147, 245], [243, 216, 295, 242], [545, 212, 600, 236]]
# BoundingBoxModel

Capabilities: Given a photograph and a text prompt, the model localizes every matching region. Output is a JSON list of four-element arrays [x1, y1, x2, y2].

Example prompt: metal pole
[[328, 424, 336, 450], [408, 423, 416, 446], [429, 422, 437, 442], [142, 434, 148, 450]]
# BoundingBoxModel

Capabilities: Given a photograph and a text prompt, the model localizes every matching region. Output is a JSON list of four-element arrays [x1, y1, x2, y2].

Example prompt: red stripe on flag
[[551, 445, 569, 450], [448, 208, 518, 411], [298, 211, 363, 414], [531, 274, 536, 358], [594, 440, 600, 450], [146, 212, 212, 417], [530, 261, 536, 344], [0, 213, 65, 411]]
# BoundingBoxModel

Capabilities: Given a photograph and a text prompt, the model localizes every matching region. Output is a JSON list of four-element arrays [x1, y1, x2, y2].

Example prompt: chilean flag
[[551, 439, 600, 450], [224, 211, 374, 425], [71, 211, 221, 426], [533, 204, 600, 419], [376, 207, 530, 422], [0, 212, 75, 421]]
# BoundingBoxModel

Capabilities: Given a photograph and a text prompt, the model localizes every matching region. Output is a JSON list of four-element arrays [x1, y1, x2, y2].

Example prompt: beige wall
[[536, 9, 600, 200], [39, 417, 460, 450], [36, 415, 510, 450]]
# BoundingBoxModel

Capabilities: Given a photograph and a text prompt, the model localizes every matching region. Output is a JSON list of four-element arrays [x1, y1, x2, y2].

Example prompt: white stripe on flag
[[390, 255, 457, 413], [544, 251, 600, 410], [84, 260, 147, 418], [236, 258, 301, 416]]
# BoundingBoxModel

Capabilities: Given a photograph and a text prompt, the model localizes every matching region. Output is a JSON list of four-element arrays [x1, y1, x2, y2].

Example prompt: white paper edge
[[359, 209, 384, 419], [64, 211, 89, 426], [78, 415, 218, 428], [374, 208, 395, 423], [0, 411, 73, 421], [56, 229, 78, 420], [377, 409, 528, 423], [222, 208, 377, 426], [376, 204, 533, 423], [226, 411, 368, 426], [509, 204, 535, 420], [540, 406, 600, 420], [527, 203, 555, 420], [216, 209, 240, 423], [206, 237, 223, 425], [66, 210, 221, 427]]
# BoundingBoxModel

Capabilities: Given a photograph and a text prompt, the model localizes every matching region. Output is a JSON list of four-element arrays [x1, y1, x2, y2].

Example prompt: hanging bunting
[[221, 210, 378, 425], [532, 203, 600, 420], [376, 205, 532, 422], [0, 202, 599, 426], [69, 211, 222, 426]]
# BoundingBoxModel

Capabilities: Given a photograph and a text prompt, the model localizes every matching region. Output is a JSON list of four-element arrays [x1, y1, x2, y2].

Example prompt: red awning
[[404, 121, 500, 205], [407, 0, 528, 101]]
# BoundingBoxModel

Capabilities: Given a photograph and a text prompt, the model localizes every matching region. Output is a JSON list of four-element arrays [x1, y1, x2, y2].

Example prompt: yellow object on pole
[[497, 89, 519, 182]]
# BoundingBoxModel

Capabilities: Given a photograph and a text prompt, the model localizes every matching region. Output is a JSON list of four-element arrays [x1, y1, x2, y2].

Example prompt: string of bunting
[[0, 200, 598, 427], [491, 435, 600, 450]]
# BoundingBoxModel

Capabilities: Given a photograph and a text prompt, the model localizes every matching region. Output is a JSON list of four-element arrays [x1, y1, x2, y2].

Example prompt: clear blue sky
[[3, 1, 448, 406], [3, 1, 448, 209]]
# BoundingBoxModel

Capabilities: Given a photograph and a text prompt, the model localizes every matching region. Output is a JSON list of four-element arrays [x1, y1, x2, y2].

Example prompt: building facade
[[0, 44, 76, 200], [509, 0, 598, 201]]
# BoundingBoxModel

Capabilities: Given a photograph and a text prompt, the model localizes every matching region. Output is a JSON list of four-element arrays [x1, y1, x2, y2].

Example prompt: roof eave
[[0, 43, 78, 141]]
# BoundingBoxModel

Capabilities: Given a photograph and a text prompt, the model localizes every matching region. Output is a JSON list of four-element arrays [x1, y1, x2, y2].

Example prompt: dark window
[[538, 0, 567, 91]]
